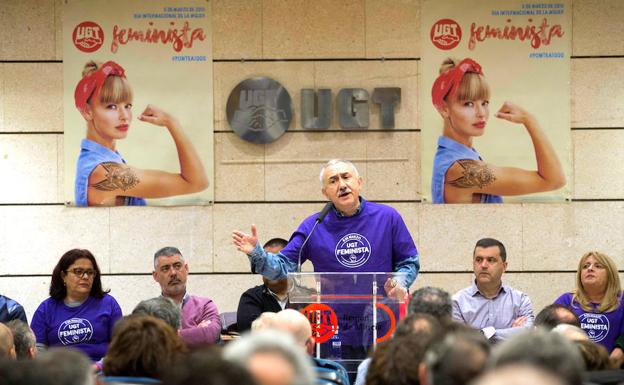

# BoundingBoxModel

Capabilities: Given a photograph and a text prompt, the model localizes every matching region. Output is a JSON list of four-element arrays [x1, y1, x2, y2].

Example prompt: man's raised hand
[[232, 224, 259, 254]]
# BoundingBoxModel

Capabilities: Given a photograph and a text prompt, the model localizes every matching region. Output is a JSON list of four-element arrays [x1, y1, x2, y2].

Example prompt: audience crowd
[[0, 243, 623, 385]]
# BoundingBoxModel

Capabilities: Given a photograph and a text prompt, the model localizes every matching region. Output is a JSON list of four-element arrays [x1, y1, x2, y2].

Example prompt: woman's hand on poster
[[494, 101, 535, 126], [138, 104, 176, 128], [232, 224, 260, 255]]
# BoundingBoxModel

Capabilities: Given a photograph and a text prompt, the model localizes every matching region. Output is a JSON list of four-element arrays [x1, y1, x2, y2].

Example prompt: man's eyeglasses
[[67, 268, 97, 278]]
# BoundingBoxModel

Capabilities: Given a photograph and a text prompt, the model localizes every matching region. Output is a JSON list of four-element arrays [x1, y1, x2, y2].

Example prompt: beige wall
[[0, 0, 623, 322]]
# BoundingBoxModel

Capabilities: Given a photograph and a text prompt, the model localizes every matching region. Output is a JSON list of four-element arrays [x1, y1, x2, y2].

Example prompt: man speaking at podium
[[232, 159, 419, 301]]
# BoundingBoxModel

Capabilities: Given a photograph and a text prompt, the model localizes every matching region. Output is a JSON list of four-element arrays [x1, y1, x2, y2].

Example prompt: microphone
[[316, 201, 333, 223], [297, 202, 333, 272]]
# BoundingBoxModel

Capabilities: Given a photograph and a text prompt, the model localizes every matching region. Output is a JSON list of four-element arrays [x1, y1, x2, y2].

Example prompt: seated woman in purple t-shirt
[[554, 251, 624, 366], [31, 249, 122, 361]]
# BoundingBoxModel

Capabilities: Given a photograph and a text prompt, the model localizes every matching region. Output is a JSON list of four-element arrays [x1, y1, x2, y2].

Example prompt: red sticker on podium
[[301, 304, 338, 344]]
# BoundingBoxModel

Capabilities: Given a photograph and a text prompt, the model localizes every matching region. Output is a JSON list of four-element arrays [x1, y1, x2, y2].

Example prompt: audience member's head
[[551, 323, 588, 342], [5, 320, 36, 360], [0, 348, 95, 385], [574, 251, 620, 313], [367, 333, 433, 385], [37, 348, 95, 385], [0, 323, 16, 359], [534, 304, 580, 330], [409, 287, 453, 321], [152, 246, 189, 303], [132, 296, 181, 330], [0, 360, 32, 385], [574, 339, 613, 371], [471, 364, 567, 385], [49, 248, 107, 300], [262, 238, 289, 295], [272, 309, 314, 354], [163, 347, 257, 385], [262, 278, 289, 296], [224, 329, 315, 385], [0, 348, 94, 385], [489, 329, 584, 385], [474, 238, 507, 262], [263, 238, 288, 253], [421, 325, 490, 385], [251, 311, 279, 331], [103, 315, 187, 379], [394, 312, 441, 339]]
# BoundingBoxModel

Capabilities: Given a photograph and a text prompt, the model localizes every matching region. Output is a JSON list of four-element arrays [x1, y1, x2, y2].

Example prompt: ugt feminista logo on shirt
[[579, 313, 609, 342], [58, 318, 94, 345], [430, 19, 462, 50], [335, 233, 371, 268], [73, 21, 104, 53]]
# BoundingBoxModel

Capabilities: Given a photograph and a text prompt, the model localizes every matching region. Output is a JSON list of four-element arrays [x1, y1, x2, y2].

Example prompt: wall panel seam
[[3, 199, 624, 205], [0, 60, 62, 64], [0, 270, 584, 278], [213, 58, 420, 62], [571, 55, 624, 59], [4, 57, 622, 64]]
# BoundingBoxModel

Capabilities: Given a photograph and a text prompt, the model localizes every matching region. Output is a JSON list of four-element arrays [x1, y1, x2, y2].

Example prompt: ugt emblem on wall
[[226, 77, 293, 144]]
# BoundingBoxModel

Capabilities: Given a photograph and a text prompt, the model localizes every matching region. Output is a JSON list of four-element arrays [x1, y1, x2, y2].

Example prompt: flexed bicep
[[90, 162, 140, 192], [447, 160, 497, 189], [445, 159, 561, 198], [87, 162, 204, 205]]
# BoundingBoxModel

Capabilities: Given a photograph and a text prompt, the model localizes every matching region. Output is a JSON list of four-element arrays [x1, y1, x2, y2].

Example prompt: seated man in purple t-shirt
[[152, 246, 221, 347], [452, 238, 534, 342]]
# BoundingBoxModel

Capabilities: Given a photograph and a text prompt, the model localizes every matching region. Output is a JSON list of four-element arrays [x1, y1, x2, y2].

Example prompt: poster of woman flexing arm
[[63, 0, 213, 206], [420, 0, 572, 204]]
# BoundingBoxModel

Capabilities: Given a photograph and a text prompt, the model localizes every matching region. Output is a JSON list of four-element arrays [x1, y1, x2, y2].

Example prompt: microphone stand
[[297, 202, 333, 272]]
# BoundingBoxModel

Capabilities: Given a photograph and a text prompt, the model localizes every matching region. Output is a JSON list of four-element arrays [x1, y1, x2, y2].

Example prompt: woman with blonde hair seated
[[554, 251, 624, 366]]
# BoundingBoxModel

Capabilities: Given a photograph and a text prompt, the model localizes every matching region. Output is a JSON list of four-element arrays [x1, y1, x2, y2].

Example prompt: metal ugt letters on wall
[[227, 77, 401, 144]]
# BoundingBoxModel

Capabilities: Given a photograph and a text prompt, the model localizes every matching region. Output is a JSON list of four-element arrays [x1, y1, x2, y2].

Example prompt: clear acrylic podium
[[287, 272, 408, 376]]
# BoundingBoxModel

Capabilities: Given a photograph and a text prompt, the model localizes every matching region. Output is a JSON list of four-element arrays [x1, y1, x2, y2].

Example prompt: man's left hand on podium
[[384, 278, 408, 301]]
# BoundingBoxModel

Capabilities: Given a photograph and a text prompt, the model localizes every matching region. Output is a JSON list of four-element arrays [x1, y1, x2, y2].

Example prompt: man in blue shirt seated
[[452, 238, 534, 342], [0, 294, 27, 324]]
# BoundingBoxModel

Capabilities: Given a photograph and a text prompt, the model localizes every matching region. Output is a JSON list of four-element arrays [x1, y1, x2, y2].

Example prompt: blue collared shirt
[[452, 281, 534, 341]]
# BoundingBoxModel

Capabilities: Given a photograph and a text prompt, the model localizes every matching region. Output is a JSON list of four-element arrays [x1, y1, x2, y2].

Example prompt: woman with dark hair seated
[[101, 315, 187, 384], [31, 248, 122, 361]]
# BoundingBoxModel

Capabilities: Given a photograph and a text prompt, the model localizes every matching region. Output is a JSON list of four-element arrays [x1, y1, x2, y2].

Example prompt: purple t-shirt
[[279, 199, 418, 348], [280, 199, 417, 274], [31, 294, 122, 361], [554, 292, 624, 352]]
